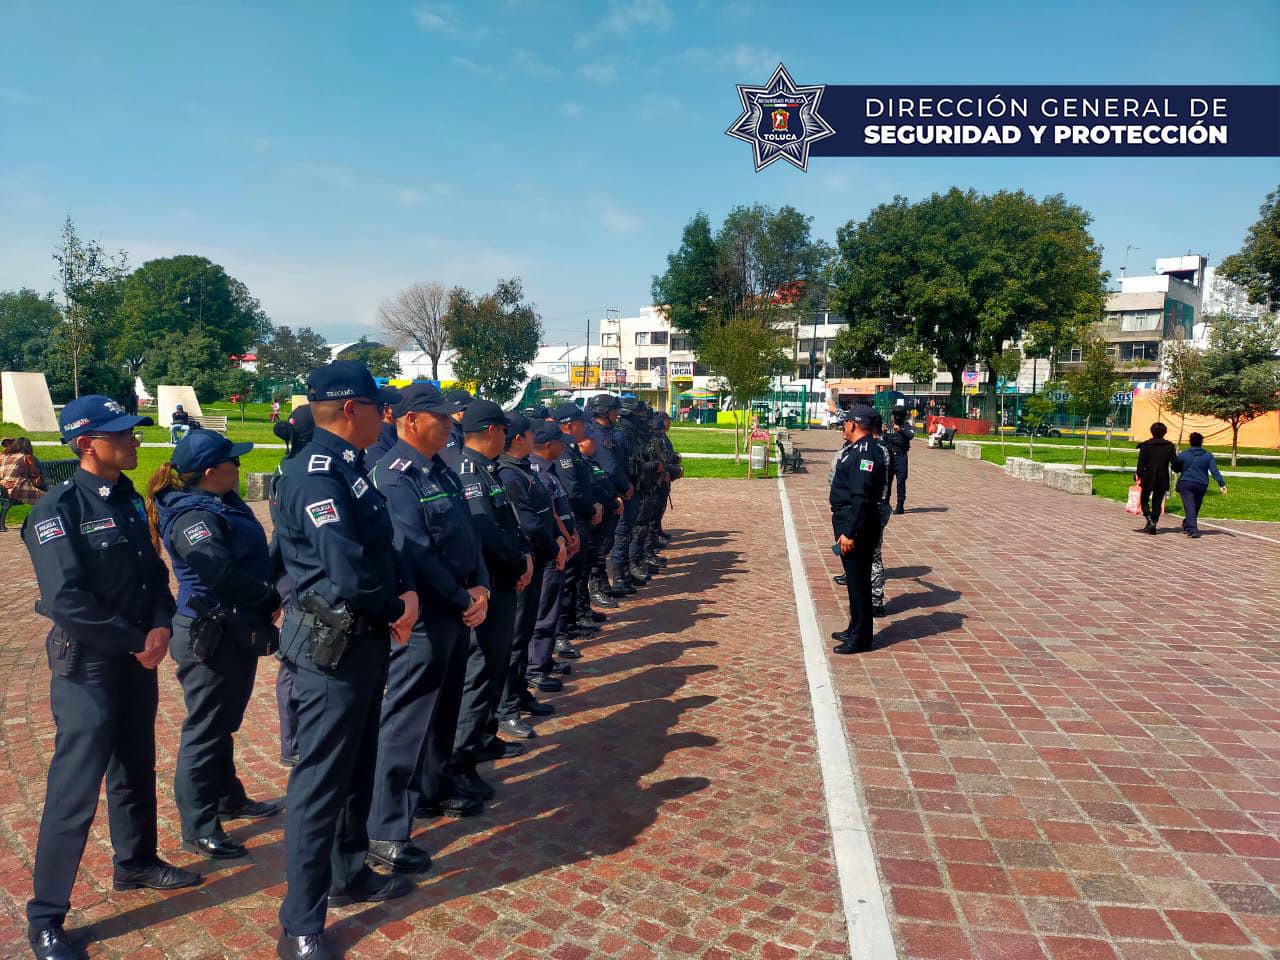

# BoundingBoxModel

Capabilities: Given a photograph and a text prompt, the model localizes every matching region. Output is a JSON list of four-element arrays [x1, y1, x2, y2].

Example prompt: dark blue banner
[[808, 85, 1280, 157]]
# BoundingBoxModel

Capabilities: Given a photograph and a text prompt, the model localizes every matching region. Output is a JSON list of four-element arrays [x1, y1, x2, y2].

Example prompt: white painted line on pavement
[[776, 475, 898, 960], [1197, 521, 1280, 545]]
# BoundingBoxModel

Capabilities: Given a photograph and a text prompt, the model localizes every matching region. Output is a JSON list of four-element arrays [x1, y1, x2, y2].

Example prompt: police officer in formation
[[271, 362, 419, 959], [18, 368, 683, 960], [829, 405, 888, 655], [22, 396, 200, 960], [148, 431, 281, 862]]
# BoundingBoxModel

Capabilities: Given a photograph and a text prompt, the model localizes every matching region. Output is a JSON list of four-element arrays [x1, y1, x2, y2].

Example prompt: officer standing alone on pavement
[[147, 431, 282, 863], [829, 405, 888, 655], [868, 411, 895, 619], [885, 405, 914, 514], [21, 396, 200, 960], [271, 361, 419, 960], [442, 399, 533, 800]]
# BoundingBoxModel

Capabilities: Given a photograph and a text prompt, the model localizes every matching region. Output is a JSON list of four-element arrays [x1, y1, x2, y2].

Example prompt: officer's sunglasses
[[84, 431, 144, 444]]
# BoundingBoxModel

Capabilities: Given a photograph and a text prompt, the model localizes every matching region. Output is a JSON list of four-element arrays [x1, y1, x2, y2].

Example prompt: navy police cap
[[172, 430, 254, 475], [306, 360, 382, 403], [59, 394, 153, 443], [532, 422, 563, 444], [461, 399, 507, 431], [551, 402, 585, 423]]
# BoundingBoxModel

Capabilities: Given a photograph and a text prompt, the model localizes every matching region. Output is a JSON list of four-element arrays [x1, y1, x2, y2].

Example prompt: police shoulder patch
[[184, 521, 213, 545], [352, 477, 369, 499], [306, 499, 340, 527], [307, 454, 332, 474], [462, 482, 484, 500], [35, 516, 67, 545], [559, 458, 573, 469], [859, 459, 874, 472]]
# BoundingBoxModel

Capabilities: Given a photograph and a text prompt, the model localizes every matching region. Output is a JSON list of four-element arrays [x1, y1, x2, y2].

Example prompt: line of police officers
[[19, 360, 681, 960]]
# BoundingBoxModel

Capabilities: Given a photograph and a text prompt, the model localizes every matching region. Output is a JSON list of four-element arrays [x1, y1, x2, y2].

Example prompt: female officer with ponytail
[[146, 431, 281, 861]]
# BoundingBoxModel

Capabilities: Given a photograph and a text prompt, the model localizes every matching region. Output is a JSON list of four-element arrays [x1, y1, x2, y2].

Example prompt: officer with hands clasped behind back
[[21, 396, 200, 960], [147, 431, 281, 864], [271, 361, 419, 960], [366, 382, 488, 881], [829, 405, 888, 656]]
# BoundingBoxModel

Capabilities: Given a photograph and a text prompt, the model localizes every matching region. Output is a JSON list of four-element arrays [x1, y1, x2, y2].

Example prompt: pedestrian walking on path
[[1173, 432, 1227, 539], [1134, 421, 1177, 534]]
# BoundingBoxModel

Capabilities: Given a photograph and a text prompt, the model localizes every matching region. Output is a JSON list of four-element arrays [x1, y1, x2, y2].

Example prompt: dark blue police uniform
[[830, 408, 889, 653], [271, 365, 412, 943], [528, 437, 575, 684], [21, 396, 198, 960]]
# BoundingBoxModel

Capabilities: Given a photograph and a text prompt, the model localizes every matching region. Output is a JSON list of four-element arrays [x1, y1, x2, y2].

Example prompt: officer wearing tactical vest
[[147, 430, 281, 863], [271, 361, 419, 960], [829, 405, 888, 655], [365, 382, 490, 879], [495, 413, 566, 738], [22, 395, 199, 960], [441, 399, 533, 799], [550, 403, 603, 658]]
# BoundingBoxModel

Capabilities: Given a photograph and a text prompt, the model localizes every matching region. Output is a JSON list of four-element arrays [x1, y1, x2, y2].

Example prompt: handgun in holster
[[188, 597, 228, 663], [298, 591, 354, 669], [43, 620, 80, 678]]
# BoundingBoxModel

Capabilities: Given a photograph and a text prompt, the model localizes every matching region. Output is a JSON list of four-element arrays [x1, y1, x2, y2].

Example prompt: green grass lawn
[[2, 401, 288, 447], [957, 432, 1279, 460], [680, 458, 778, 479], [977, 443, 1279, 474], [1089, 472, 1279, 522], [668, 432, 740, 454]]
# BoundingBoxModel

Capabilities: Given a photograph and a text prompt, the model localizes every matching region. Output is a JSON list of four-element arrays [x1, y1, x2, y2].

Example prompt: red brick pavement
[[0, 484, 849, 959], [786, 429, 1280, 960]]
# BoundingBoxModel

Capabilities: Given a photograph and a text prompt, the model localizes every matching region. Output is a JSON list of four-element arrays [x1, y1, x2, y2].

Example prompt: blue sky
[[2, 0, 1278, 346]]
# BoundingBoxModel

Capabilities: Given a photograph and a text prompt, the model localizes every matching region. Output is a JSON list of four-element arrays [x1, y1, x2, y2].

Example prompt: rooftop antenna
[[1120, 244, 1140, 283]]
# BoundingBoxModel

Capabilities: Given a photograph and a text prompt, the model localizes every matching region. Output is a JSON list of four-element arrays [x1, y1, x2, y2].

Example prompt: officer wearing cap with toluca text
[[147, 430, 282, 865], [829, 404, 888, 655], [21, 396, 200, 960], [271, 361, 419, 960], [549, 403, 604, 659]]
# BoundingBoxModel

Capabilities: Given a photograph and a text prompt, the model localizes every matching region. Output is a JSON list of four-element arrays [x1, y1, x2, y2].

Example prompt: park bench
[[776, 437, 803, 473], [190, 415, 229, 435], [929, 426, 956, 449], [0, 458, 76, 532]]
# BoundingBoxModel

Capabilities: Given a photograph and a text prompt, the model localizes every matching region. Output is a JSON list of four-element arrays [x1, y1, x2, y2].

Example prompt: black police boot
[[499, 717, 536, 739], [832, 639, 872, 655], [219, 797, 280, 820], [475, 738, 525, 760], [460, 769, 496, 801], [554, 637, 582, 659], [589, 576, 619, 607], [833, 574, 848, 586], [328, 866, 415, 906], [28, 924, 85, 960], [606, 560, 636, 595], [519, 695, 555, 717], [627, 563, 649, 586], [366, 839, 432, 874], [277, 932, 336, 960], [112, 858, 203, 891], [416, 793, 483, 819], [182, 831, 248, 860], [526, 672, 563, 692]]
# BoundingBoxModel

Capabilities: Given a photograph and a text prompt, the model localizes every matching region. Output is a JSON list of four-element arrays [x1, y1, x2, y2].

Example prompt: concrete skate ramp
[[157, 386, 203, 426], [2, 372, 58, 432]]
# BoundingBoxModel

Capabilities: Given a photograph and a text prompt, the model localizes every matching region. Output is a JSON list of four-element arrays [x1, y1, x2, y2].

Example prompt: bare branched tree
[[377, 281, 450, 380]]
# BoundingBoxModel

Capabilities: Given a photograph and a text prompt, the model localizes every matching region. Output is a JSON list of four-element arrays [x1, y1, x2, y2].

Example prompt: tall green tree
[[117, 255, 270, 372], [831, 188, 1106, 415], [1021, 388, 1059, 461], [52, 217, 129, 398], [443, 278, 541, 404], [257, 325, 331, 389], [224, 368, 264, 420], [698, 314, 790, 462], [337, 337, 401, 378], [1184, 313, 1280, 465], [1062, 334, 1126, 468], [1219, 185, 1280, 309], [139, 324, 231, 403], [0, 288, 60, 371], [1158, 339, 1206, 443], [651, 212, 719, 343]]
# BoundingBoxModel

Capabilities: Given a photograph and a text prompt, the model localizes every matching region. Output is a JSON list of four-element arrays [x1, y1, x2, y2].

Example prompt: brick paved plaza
[[0, 433, 1277, 959]]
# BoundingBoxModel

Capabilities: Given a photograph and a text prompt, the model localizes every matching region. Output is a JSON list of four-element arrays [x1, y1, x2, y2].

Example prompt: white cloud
[[677, 44, 780, 77], [575, 0, 672, 48], [452, 56, 506, 81], [293, 162, 450, 210], [591, 195, 642, 235], [559, 101, 584, 119], [578, 62, 617, 84], [515, 50, 560, 78], [413, 2, 457, 32]]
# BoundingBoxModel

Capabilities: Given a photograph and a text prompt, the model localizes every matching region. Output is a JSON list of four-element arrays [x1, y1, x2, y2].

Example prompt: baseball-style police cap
[[506, 412, 532, 441], [551, 402, 585, 423], [390, 382, 464, 418], [531, 405, 551, 420], [841, 404, 877, 426], [462, 399, 507, 431], [306, 360, 394, 404], [59, 394, 154, 442], [446, 388, 473, 406], [172, 430, 254, 474], [532, 422, 564, 444], [590, 393, 620, 411]]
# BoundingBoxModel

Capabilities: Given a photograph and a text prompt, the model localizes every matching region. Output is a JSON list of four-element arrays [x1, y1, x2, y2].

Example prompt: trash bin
[[750, 443, 767, 471]]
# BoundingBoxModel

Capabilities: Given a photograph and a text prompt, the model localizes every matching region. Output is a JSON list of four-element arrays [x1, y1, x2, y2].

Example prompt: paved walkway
[[785, 430, 1280, 960], [0, 485, 847, 959]]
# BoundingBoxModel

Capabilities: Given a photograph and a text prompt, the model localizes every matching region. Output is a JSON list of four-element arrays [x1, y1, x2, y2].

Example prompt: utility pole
[[1120, 244, 1140, 284]]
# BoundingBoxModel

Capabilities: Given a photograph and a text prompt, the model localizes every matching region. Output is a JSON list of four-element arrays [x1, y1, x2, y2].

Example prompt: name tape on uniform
[[80, 517, 117, 535]]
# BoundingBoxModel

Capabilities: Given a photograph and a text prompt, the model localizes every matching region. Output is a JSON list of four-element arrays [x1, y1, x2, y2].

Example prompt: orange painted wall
[[1128, 391, 1280, 448]]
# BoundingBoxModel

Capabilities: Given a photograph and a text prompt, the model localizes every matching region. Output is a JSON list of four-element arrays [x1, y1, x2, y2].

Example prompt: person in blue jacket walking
[[1172, 432, 1227, 538]]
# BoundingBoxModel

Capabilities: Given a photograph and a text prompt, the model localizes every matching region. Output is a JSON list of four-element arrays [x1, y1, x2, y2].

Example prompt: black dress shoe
[[277, 933, 336, 960], [589, 591, 618, 608], [554, 641, 582, 659], [219, 798, 280, 820], [366, 839, 431, 874], [182, 833, 248, 860], [519, 697, 555, 717], [475, 738, 525, 760], [28, 925, 85, 960], [499, 717, 536, 739], [832, 641, 872, 655], [527, 673, 563, 692], [833, 574, 847, 585], [611, 581, 637, 597], [830, 630, 850, 643], [328, 867, 414, 907], [415, 794, 483, 819], [113, 858, 202, 891], [548, 660, 572, 676]]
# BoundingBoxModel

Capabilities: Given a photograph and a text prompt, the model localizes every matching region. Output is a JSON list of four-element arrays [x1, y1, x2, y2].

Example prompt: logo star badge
[[342, 449, 356, 463], [726, 63, 836, 172], [98, 485, 112, 497], [103, 400, 125, 414]]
